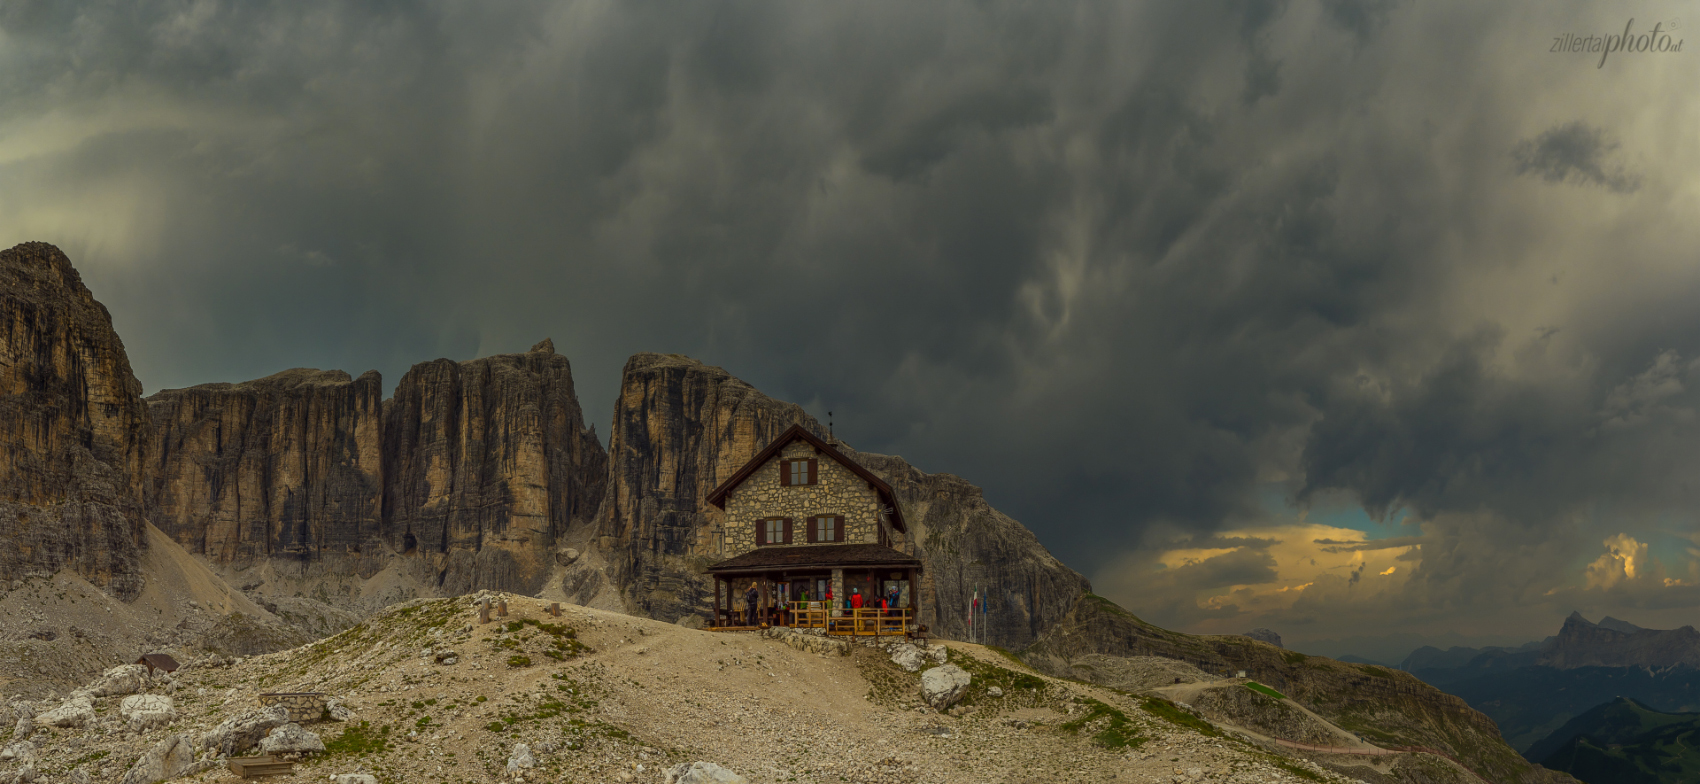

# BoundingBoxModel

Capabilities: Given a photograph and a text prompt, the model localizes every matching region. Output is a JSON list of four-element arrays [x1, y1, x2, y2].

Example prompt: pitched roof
[[707, 543, 922, 573], [705, 424, 907, 532]]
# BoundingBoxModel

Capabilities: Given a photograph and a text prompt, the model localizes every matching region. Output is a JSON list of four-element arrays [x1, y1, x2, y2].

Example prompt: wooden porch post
[[759, 575, 770, 628], [906, 568, 918, 630], [714, 575, 723, 628]]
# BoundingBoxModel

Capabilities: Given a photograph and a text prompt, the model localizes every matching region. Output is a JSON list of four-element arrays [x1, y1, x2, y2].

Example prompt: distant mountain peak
[[1598, 616, 1645, 634]]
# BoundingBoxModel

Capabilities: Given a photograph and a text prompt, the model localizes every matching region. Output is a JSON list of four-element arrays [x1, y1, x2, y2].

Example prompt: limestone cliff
[[579, 352, 1089, 650], [383, 340, 607, 595], [0, 242, 152, 599], [146, 368, 386, 568]]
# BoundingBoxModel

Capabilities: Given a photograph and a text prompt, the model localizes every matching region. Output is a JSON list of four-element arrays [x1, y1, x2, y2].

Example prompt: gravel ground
[[0, 594, 1381, 784]]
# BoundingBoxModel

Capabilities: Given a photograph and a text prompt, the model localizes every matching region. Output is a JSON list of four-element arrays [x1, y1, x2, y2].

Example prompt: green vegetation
[[324, 721, 393, 756], [943, 648, 1050, 708], [1357, 664, 1394, 679], [1245, 682, 1286, 700], [1281, 650, 1309, 665], [1060, 698, 1144, 750], [506, 654, 533, 668], [1531, 697, 1700, 784], [1139, 696, 1219, 738]]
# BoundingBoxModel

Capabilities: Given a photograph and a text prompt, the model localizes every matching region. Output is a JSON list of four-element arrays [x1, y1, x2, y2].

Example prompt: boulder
[[926, 645, 948, 665], [259, 723, 325, 755], [663, 761, 748, 784], [506, 743, 537, 772], [331, 776, 378, 784], [325, 697, 357, 722], [889, 644, 927, 673], [0, 740, 37, 763], [85, 664, 150, 697], [987, 686, 1004, 698], [920, 664, 972, 710], [120, 694, 176, 732], [199, 705, 289, 757], [555, 548, 580, 566], [117, 734, 203, 784], [35, 696, 94, 728]]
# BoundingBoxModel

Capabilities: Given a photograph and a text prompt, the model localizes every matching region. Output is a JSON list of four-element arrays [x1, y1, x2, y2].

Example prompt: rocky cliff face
[[146, 340, 607, 598], [0, 242, 152, 599], [383, 340, 607, 595], [147, 369, 385, 568], [579, 352, 1089, 650], [1537, 612, 1700, 669], [840, 447, 1091, 649]]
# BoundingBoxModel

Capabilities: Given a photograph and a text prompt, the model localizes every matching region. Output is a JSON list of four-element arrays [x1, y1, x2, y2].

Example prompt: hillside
[[1530, 698, 1700, 784], [0, 594, 1379, 784], [1021, 594, 1577, 784]]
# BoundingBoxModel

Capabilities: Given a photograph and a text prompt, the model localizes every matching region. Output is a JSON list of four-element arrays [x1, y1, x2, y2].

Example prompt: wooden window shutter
[[779, 459, 792, 487], [805, 516, 817, 543], [783, 518, 794, 544], [831, 515, 842, 541], [807, 458, 818, 485]]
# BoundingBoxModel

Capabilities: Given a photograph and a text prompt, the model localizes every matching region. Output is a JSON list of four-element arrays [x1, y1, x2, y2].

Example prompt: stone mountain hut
[[704, 424, 922, 635]]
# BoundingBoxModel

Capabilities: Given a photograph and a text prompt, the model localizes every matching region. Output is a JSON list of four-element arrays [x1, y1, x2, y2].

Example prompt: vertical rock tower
[[383, 339, 607, 595], [0, 242, 153, 598]]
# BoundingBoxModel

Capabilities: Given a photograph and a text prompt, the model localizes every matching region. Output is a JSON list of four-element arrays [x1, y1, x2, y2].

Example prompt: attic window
[[781, 458, 818, 486]]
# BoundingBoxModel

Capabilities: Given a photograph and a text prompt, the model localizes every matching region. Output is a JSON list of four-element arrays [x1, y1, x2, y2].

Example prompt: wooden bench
[[228, 756, 294, 778]]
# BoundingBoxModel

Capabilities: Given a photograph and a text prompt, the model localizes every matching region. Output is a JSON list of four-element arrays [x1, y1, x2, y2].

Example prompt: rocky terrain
[[0, 242, 154, 600], [1020, 595, 1577, 784], [1, 593, 1428, 784]]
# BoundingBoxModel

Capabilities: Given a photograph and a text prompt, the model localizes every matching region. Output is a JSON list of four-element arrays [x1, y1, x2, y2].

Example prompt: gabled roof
[[705, 424, 907, 532], [708, 543, 922, 573]]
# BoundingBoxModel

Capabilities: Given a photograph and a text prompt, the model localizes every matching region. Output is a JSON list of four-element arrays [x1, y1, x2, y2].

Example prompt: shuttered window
[[762, 518, 787, 545], [812, 515, 840, 543]]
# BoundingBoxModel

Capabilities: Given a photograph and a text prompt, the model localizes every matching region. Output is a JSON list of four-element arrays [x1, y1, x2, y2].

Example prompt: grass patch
[[1140, 696, 1219, 738], [1357, 665, 1395, 679], [1281, 650, 1309, 665], [944, 648, 1050, 708], [1246, 682, 1287, 700], [1060, 698, 1145, 750], [323, 721, 392, 756], [507, 655, 533, 668]]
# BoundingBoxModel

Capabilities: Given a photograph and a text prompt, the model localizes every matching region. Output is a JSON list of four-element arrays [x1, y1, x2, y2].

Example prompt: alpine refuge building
[[704, 424, 922, 635]]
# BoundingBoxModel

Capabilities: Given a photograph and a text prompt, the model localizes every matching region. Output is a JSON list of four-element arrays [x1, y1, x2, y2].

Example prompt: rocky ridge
[[1535, 611, 1700, 670], [1021, 594, 1578, 784]]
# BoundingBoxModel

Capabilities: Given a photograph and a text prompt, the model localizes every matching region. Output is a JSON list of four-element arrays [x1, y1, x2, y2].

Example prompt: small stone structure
[[256, 693, 328, 723]]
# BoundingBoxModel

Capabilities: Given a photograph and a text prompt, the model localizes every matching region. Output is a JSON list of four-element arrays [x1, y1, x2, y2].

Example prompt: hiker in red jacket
[[851, 589, 864, 610]]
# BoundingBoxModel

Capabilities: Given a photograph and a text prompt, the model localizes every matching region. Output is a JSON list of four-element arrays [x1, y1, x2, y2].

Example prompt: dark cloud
[[2, 0, 1696, 642], [1512, 121, 1641, 193]]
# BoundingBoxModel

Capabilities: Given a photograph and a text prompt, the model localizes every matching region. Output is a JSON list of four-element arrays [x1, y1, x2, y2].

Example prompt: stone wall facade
[[723, 442, 884, 557], [257, 692, 327, 723]]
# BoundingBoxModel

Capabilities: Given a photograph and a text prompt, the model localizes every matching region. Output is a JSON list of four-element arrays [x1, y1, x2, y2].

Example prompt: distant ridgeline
[[1404, 613, 1700, 758]]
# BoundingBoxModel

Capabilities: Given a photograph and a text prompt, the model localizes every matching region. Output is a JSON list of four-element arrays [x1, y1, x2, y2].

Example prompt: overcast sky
[[4, 0, 1698, 655]]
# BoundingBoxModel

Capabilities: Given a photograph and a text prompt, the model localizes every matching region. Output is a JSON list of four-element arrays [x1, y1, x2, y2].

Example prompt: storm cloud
[[2, 0, 1697, 649]]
